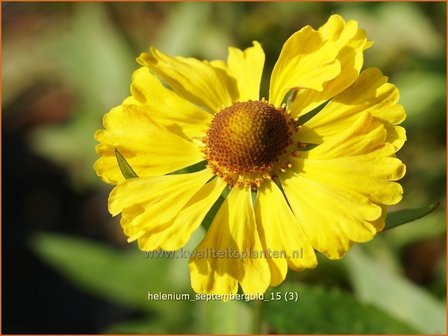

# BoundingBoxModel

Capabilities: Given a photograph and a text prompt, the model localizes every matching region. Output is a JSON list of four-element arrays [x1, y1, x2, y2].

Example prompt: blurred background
[[2, 2, 446, 334]]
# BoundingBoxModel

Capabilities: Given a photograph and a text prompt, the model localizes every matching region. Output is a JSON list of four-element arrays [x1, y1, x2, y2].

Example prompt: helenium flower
[[94, 14, 406, 295]]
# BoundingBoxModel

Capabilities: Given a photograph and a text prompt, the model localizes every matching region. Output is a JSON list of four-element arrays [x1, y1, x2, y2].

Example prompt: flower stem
[[252, 298, 263, 333]]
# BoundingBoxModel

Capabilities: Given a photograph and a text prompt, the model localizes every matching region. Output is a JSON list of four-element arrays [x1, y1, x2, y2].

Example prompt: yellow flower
[[94, 14, 406, 295]]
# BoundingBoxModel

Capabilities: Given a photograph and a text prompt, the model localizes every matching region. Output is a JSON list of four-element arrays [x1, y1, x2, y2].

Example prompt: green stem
[[252, 298, 263, 333]]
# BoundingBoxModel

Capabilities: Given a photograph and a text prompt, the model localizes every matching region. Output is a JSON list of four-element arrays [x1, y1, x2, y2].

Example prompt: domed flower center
[[204, 101, 298, 188]]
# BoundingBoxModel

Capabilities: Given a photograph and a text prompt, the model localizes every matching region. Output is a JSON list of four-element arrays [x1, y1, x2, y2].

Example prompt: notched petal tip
[[269, 26, 342, 106], [136, 52, 149, 66], [107, 186, 123, 217], [251, 40, 262, 48], [394, 161, 407, 181], [93, 129, 105, 144], [136, 47, 163, 68]]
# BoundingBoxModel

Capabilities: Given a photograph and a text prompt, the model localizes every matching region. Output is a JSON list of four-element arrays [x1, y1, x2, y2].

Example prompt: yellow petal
[[138, 47, 238, 113], [254, 182, 317, 286], [294, 112, 405, 205], [136, 177, 227, 251], [370, 205, 388, 232], [281, 173, 381, 259], [290, 15, 373, 117], [94, 104, 204, 184], [226, 41, 265, 101], [120, 204, 146, 240], [303, 111, 388, 159], [294, 154, 405, 206], [108, 169, 213, 219], [298, 68, 406, 151], [269, 25, 340, 107], [385, 124, 406, 152], [129, 67, 212, 139], [189, 187, 270, 295], [122, 96, 139, 105], [281, 110, 405, 258], [319, 14, 372, 50]]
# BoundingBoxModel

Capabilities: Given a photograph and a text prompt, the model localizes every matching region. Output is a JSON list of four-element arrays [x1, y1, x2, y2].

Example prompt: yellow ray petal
[[254, 182, 317, 286], [295, 112, 405, 206], [129, 67, 212, 140], [189, 187, 270, 295], [294, 155, 405, 206], [94, 104, 204, 184], [226, 41, 265, 101], [120, 204, 146, 239], [269, 25, 340, 107], [281, 173, 382, 259], [303, 111, 387, 159], [371, 204, 388, 232], [138, 47, 238, 113], [281, 108, 405, 258], [319, 14, 372, 50], [298, 68, 406, 151], [385, 124, 406, 152], [136, 177, 227, 251], [290, 14, 373, 117], [108, 169, 213, 219]]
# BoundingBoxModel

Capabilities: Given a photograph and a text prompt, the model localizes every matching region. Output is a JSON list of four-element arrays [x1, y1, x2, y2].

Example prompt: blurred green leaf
[[431, 255, 447, 299], [342, 3, 444, 66], [115, 148, 138, 179], [384, 203, 440, 230], [155, 2, 230, 59], [104, 317, 181, 334], [376, 2, 443, 56], [396, 72, 445, 124], [54, 3, 136, 104], [28, 3, 136, 188], [105, 298, 254, 334], [30, 232, 188, 318], [347, 247, 446, 334], [384, 209, 446, 250], [263, 283, 417, 333], [195, 300, 252, 334]]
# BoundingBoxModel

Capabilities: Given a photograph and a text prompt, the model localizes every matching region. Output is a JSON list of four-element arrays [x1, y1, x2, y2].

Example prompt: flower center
[[204, 101, 298, 188]]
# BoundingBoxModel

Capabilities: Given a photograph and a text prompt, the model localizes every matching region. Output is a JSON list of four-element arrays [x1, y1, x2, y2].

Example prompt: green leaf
[[384, 203, 439, 230], [263, 283, 418, 333], [30, 232, 187, 318], [383, 210, 445, 250], [115, 148, 138, 179], [346, 247, 446, 334], [104, 317, 186, 334], [154, 2, 231, 58], [26, 3, 137, 189]]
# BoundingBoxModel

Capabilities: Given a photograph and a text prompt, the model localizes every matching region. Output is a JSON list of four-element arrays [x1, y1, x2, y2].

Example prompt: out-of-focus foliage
[[347, 248, 446, 334], [3, 1, 446, 334], [385, 203, 440, 230], [263, 283, 418, 334], [4, 3, 136, 188]]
